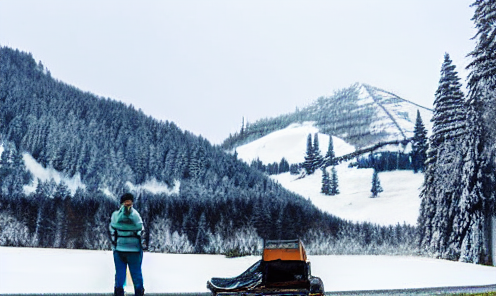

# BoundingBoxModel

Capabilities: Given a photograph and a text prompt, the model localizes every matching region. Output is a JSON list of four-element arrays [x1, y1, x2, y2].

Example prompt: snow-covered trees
[[313, 133, 324, 169], [0, 143, 32, 197], [411, 110, 428, 173], [304, 133, 327, 175], [329, 167, 339, 195], [325, 136, 335, 167], [419, 0, 496, 264], [321, 166, 339, 196], [0, 211, 35, 247], [304, 134, 316, 175], [370, 170, 383, 198], [418, 53, 467, 260], [321, 168, 330, 195], [453, 0, 496, 264]]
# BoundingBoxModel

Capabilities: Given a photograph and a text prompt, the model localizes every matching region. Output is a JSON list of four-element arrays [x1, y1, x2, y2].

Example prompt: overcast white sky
[[0, 0, 476, 144]]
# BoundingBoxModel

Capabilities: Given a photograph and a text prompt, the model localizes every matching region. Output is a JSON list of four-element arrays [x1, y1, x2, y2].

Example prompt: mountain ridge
[[222, 83, 433, 150]]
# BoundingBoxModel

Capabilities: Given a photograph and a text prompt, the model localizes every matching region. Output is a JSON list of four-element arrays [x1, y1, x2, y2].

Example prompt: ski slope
[[1, 247, 495, 294], [236, 122, 423, 226]]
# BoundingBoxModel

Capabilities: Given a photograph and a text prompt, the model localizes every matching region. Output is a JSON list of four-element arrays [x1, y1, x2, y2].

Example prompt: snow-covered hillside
[[11, 150, 179, 199], [359, 84, 433, 141], [236, 122, 424, 226], [2, 247, 496, 294], [236, 121, 355, 164]]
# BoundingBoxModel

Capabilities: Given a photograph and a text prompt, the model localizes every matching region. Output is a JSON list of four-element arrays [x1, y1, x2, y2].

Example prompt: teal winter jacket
[[109, 205, 143, 252]]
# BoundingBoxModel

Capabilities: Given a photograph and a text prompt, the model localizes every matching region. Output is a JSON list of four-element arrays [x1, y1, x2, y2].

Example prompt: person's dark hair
[[120, 193, 134, 204]]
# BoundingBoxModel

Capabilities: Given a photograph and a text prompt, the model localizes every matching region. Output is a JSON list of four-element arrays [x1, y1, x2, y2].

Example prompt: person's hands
[[123, 200, 133, 208], [123, 200, 133, 214]]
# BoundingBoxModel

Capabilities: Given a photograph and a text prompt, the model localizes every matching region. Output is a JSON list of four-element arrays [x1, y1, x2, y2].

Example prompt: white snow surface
[[22, 153, 87, 195], [236, 122, 423, 226], [272, 168, 423, 226], [19, 151, 177, 198], [236, 122, 355, 165], [1, 247, 495, 293], [358, 84, 434, 140]]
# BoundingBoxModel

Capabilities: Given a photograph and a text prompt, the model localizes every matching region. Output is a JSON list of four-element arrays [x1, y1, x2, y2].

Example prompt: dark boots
[[114, 286, 144, 296], [114, 287, 124, 296]]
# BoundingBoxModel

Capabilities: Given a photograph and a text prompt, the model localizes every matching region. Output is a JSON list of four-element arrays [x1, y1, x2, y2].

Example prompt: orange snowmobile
[[207, 239, 324, 296]]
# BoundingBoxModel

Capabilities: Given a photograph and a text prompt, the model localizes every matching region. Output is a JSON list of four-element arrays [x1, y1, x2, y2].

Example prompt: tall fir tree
[[303, 134, 315, 175], [453, 0, 496, 264], [370, 169, 383, 198], [431, 53, 467, 145], [329, 166, 339, 196], [418, 53, 468, 259], [321, 168, 330, 195], [325, 136, 335, 167], [411, 110, 428, 173], [313, 133, 324, 169]]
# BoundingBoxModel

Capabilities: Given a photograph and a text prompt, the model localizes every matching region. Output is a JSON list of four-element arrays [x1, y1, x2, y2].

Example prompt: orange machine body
[[262, 239, 307, 262]]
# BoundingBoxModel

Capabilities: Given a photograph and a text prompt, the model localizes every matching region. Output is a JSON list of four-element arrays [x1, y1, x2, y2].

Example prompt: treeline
[[0, 183, 418, 256], [353, 152, 412, 172], [249, 157, 291, 176]]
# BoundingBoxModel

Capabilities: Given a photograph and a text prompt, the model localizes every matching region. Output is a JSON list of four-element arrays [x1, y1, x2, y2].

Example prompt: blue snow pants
[[113, 250, 144, 289]]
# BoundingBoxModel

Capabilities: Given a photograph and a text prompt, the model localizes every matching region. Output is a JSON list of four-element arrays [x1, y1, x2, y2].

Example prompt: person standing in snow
[[110, 193, 145, 296]]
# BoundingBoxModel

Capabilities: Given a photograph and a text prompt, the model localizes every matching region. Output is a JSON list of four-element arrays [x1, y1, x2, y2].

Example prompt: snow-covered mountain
[[236, 122, 424, 226], [357, 84, 433, 141], [223, 83, 433, 150]]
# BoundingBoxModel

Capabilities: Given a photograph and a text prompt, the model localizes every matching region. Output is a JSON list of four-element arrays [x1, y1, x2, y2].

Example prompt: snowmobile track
[[3, 284, 496, 296]]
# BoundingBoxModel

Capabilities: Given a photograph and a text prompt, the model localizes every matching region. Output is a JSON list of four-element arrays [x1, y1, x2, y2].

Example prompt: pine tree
[[329, 166, 339, 195], [371, 170, 383, 198], [325, 136, 335, 167], [279, 158, 290, 174], [432, 53, 467, 145], [303, 134, 315, 175], [418, 53, 467, 259], [313, 133, 324, 169], [194, 213, 209, 254], [455, 106, 489, 263], [411, 110, 428, 173], [453, 0, 496, 264], [321, 168, 330, 195]]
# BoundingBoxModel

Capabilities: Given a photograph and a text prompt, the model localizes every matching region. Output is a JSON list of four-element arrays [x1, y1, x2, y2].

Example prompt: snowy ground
[[1, 247, 496, 294], [236, 122, 424, 226], [272, 167, 423, 226]]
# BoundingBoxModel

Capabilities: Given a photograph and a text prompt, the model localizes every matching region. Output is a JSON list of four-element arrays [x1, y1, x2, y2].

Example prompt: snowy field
[[272, 167, 423, 226], [237, 122, 423, 226], [1, 247, 496, 294]]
